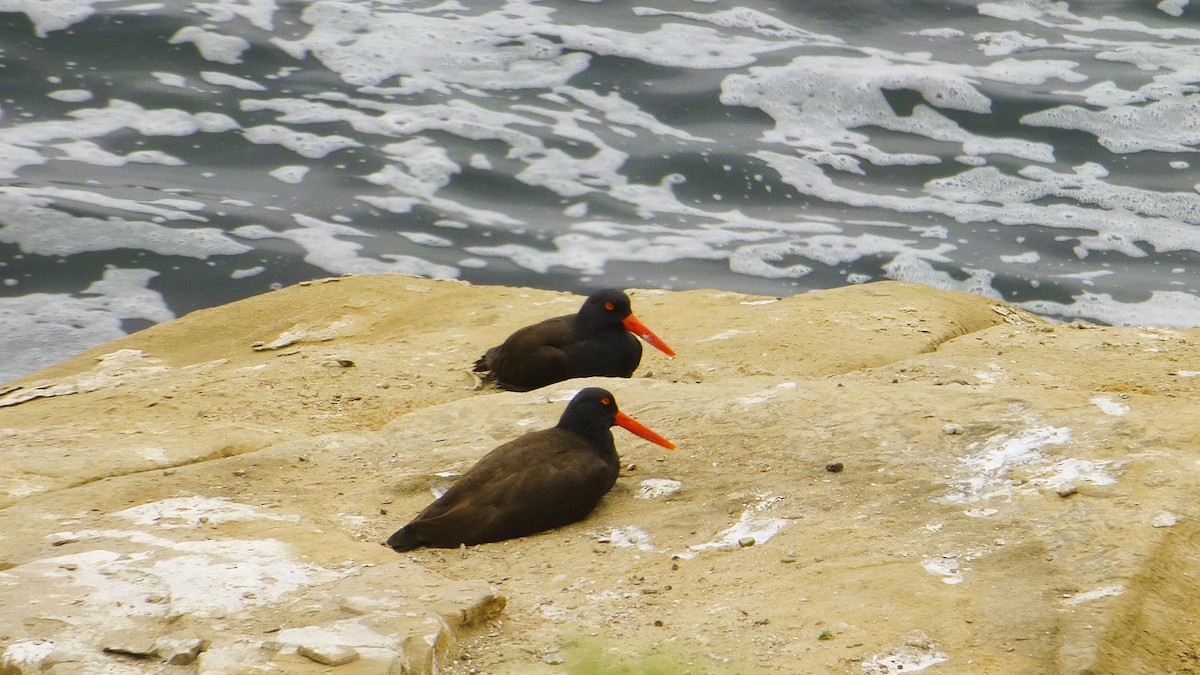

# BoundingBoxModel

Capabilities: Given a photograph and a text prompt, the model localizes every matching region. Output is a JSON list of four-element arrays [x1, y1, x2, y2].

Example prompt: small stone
[[233, 469, 247, 477], [543, 652, 565, 665], [942, 423, 964, 435], [824, 462, 843, 473], [1153, 512, 1178, 528], [102, 628, 159, 658], [156, 633, 210, 666], [1056, 484, 1078, 498], [737, 536, 756, 548], [46, 532, 79, 546], [298, 644, 360, 666]]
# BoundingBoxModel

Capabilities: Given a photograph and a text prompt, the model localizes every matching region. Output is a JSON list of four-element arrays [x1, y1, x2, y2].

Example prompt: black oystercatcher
[[386, 387, 674, 551], [473, 289, 674, 392]]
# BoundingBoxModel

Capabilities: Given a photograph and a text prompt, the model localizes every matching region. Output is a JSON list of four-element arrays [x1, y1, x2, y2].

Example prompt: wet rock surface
[[1, 276, 1198, 673]]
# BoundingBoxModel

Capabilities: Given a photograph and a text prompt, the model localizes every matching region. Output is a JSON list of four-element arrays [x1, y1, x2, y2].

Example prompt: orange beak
[[621, 314, 675, 358], [615, 410, 675, 450]]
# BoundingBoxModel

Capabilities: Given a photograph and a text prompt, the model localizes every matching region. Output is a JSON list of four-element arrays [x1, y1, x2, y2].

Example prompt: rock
[[1, 639, 55, 674], [1152, 512, 1178, 528], [155, 633, 210, 665], [824, 462, 844, 473], [101, 628, 159, 658], [45, 532, 79, 546], [1, 277, 1199, 674], [298, 644, 359, 666]]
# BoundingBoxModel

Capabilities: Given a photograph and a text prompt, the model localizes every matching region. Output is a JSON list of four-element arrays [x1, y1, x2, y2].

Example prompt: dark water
[[2, 1, 1198, 383]]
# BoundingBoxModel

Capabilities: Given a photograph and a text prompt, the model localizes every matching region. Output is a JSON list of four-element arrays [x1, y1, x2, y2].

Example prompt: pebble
[[543, 652, 565, 665], [1153, 512, 1178, 528], [737, 536, 756, 548], [825, 462, 843, 473], [298, 644, 360, 666], [101, 629, 159, 658], [157, 634, 210, 666], [942, 423, 964, 435], [1056, 484, 1078, 498], [46, 532, 79, 546]]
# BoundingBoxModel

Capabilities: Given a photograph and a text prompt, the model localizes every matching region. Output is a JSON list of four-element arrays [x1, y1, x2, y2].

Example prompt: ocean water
[[1, 0, 1198, 384]]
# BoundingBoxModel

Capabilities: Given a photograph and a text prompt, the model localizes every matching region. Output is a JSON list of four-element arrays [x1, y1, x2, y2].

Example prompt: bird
[[386, 387, 675, 551], [472, 288, 674, 392]]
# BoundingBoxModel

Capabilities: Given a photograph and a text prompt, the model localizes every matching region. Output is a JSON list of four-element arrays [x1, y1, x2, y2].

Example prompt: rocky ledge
[[1, 276, 1197, 673]]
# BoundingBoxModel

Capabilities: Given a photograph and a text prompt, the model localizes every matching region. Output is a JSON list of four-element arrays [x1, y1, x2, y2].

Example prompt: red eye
[[604, 302, 615, 311], [601, 397, 611, 405]]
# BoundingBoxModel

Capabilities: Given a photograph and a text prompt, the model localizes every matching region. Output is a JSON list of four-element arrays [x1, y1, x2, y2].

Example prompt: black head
[[575, 289, 633, 331], [557, 387, 620, 432]]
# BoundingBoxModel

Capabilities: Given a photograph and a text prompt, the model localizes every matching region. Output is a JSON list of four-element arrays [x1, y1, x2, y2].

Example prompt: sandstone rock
[[0, 276, 1198, 673], [297, 644, 359, 666], [101, 629, 158, 658], [156, 632, 210, 665]]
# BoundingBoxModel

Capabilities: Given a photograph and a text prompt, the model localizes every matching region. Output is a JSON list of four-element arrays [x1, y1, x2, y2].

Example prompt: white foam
[[0, 189, 248, 256], [243, 124, 361, 158], [269, 164, 309, 184], [233, 215, 459, 279], [152, 71, 188, 88], [0, 268, 174, 385], [0, 99, 238, 178], [277, 2, 589, 89], [47, 89, 93, 103], [1000, 251, 1040, 264], [1158, 0, 1190, 16], [168, 26, 250, 65], [1022, 290, 1200, 328], [398, 231, 453, 247], [201, 70, 267, 91]]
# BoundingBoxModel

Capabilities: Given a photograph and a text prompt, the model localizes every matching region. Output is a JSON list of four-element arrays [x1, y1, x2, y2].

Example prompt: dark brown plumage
[[473, 289, 674, 392], [386, 387, 674, 551]]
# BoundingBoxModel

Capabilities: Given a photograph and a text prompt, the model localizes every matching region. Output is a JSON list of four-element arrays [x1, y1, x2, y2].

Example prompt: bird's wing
[[405, 429, 614, 546], [484, 315, 576, 389]]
